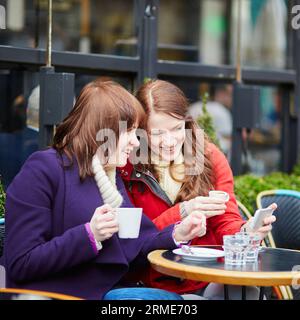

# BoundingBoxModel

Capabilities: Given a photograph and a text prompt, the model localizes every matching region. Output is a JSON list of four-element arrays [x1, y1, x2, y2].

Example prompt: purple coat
[[3, 148, 176, 299]]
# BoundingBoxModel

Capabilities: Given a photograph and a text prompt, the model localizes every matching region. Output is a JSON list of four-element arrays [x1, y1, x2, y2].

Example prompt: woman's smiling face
[[147, 111, 185, 163], [106, 126, 140, 168], [116, 127, 140, 167]]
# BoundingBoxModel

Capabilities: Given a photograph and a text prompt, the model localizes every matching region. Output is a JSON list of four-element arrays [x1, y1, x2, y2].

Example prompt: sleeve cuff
[[179, 202, 188, 219], [84, 223, 102, 253], [172, 222, 191, 247]]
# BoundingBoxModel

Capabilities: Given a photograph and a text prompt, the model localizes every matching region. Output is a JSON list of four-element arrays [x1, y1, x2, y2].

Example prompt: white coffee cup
[[115, 208, 143, 239], [209, 190, 229, 202]]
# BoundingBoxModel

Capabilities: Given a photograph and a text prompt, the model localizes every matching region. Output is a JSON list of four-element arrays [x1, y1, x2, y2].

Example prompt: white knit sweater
[[91, 155, 123, 208], [154, 153, 185, 204]]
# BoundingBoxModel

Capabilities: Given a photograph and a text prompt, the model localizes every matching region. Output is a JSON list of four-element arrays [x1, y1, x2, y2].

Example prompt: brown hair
[[53, 79, 144, 180], [135, 79, 214, 202]]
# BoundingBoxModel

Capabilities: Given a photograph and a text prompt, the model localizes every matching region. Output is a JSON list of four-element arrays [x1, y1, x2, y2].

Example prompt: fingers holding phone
[[242, 202, 277, 240], [256, 214, 276, 236]]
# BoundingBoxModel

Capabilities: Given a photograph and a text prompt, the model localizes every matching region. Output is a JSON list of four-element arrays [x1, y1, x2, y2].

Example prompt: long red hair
[[135, 79, 214, 202]]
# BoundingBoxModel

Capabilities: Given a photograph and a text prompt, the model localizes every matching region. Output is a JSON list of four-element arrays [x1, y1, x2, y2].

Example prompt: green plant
[[197, 93, 220, 148], [292, 161, 300, 176], [143, 77, 152, 84], [0, 179, 5, 219], [234, 171, 300, 214]]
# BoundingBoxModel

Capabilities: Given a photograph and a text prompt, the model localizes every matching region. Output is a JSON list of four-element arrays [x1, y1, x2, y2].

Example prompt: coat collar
[[118, 161, 156, 181], [118, 161, 173, 207]]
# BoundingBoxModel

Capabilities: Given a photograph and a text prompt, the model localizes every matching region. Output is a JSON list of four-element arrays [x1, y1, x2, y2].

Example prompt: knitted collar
[[91, 154, 123, 208]]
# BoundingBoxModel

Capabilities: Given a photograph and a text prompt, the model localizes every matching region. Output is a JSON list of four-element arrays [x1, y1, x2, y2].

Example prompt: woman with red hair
[[121, 79, 276, 299]]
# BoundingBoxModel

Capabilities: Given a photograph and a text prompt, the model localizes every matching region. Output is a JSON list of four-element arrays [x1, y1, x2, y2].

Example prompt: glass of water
[[237, 232, 261, 263], [223, 235, 249, 265]]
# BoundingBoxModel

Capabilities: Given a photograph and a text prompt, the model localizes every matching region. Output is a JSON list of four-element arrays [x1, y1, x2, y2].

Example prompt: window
[[158, 0, 291, 69], [0, 0, 137, 56]]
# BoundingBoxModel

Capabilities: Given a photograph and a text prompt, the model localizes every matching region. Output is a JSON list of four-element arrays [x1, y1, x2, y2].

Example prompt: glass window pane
[[246, 86, 282, 175], [158, 77, 283, 175], [158, 0, 290, 69], [0, 0, 137, 56], [0, 69, 39, 188], [158, 0, 201, 62], [0, 69, 134, 188], [230, 0, 289, 70]]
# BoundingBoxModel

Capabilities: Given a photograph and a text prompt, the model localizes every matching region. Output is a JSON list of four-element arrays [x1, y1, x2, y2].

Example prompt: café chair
[[0, 288, 82, 300], [257, 190, 300, 250], [256, 190, 300, 300], [237, 200, 252, 221]]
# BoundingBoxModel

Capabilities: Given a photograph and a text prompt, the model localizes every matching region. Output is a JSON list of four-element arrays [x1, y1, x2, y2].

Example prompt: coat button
[[136, 173, 141, 178]]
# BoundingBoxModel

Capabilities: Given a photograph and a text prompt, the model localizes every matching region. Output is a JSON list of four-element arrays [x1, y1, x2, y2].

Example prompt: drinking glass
[[235, 232, 261, 263], [223, 235, 249, 265]]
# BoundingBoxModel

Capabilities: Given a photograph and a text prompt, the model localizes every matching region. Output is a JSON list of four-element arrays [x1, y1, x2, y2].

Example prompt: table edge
[[148, 250, 300, 287], [0, 288, 83, 300]]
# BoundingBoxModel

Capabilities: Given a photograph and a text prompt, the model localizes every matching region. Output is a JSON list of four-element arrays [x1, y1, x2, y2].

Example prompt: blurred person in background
[[189, 84, 233, 158]]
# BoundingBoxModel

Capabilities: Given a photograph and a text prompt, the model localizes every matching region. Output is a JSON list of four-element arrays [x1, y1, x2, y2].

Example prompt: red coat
[[119, 143, 245, 294]]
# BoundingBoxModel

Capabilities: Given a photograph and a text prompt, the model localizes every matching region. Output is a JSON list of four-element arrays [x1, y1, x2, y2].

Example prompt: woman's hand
[[173, 212, 207, 242], [182, 196, 227, 218], [242, 203, 277, 240], [89, 204, 119, 242]]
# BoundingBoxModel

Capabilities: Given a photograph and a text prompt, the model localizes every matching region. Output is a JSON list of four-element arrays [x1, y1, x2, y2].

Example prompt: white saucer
[[173, 247, 224, 262]]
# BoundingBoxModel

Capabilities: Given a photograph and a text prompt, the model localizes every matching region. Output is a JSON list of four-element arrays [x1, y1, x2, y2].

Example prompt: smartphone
[[250, 207, 275, 231]]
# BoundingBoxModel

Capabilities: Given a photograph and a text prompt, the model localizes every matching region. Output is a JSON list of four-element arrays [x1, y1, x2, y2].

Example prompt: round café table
[[0, 288, 83, 300], [148, 245, 300, 300]]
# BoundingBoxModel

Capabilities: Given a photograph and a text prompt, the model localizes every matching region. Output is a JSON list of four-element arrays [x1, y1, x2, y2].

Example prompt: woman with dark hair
[[3, 80, 206, 300], [120, 79, 276, 299]]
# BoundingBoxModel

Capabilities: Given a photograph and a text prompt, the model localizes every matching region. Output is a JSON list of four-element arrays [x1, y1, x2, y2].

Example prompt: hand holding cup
[[183, 191, 228, 219], [173, 211, 207, 242], [90, 204, 119, 242]]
